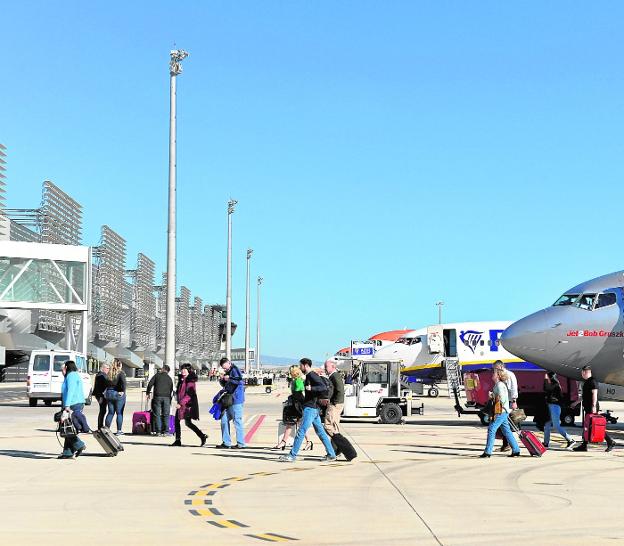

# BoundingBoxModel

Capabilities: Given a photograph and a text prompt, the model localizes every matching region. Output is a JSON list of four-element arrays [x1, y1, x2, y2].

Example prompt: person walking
[[480, 367, 521, 458], [543, 371, 576, 450], [171, 364, 207, 447], [104, 360, 127, 436], [275, 365, 312, 450], [572, 365, 616, 452], [279, 358, 337, 463], [58, 360, 87, 459], [217, 357, 247, 449], [493, 361, 518, 452], [146, 364, 174, 436], [323, 359, 345, 437], [92, 363, 111, 430]]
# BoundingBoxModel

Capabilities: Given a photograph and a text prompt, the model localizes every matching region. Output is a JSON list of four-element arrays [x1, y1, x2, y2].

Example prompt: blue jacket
[[62, 371, 85, 407], [222, 364, 245, 404]]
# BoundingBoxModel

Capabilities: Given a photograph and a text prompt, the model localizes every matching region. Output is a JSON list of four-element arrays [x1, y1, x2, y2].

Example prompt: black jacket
[[329, 371, 345, 405], [146, 371, 174, 398], [111, 372, 127, 393], [544, 379, 563, 405], [303, 370, 327, 409], [93, 372, 111, 399]]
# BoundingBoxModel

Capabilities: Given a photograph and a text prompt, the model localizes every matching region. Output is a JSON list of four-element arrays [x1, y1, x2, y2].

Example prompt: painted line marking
[[244, 414, 266, 444], [265, 532, 299, 541], [208, 520, 249, 529], [196, 489, 217, 495], [245, 533, 298, 542], [245, 414, 258, 426], [185, 499, 213, 506]]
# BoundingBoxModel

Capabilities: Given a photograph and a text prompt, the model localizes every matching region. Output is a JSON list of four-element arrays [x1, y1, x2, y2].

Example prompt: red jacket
[[176, 372, 200, 420]]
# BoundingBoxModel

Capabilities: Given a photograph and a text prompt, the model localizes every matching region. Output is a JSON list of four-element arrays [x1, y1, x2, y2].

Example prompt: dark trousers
[[152, 396, 171, 433], [97, 398, 107, 429], [70, 403, 90, 433], [175, 414, 204, 441]]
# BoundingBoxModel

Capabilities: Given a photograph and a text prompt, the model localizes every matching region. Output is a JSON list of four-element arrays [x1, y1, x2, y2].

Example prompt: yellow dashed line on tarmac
[[207, 519, 250, 529], [185, 499, 213, 506], [245, 532, 299, 542]]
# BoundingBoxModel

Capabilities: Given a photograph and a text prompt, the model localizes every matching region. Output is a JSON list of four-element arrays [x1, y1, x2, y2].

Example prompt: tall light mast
[[244, 248, 253, 373], [256, 276, 263, 370], [225, 199, 237, 360], [165, 49, 188, 378]]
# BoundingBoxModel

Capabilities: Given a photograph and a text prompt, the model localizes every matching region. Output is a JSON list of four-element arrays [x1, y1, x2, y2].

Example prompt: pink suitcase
[[132, 411, 152, 434], [519, 430, 546, 457]]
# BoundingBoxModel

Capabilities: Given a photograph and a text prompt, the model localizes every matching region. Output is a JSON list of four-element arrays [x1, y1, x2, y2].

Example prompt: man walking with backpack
[[217, 357, 247, 449], [279, 358, 336, 462]]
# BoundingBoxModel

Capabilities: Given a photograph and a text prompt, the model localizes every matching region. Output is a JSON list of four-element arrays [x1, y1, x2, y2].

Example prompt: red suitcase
[[519, 430, 547, 457], [583, 413, 607, 443]]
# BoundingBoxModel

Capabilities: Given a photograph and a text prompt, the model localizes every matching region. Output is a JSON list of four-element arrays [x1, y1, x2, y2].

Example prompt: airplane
[[501, 270, 624, 388], [374, 321, 541, 388]]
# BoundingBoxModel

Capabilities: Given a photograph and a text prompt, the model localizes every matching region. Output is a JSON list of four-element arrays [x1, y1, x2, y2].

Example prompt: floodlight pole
[[244, 248, 253, 374], [225, 199, 237, 361], [256, 276, 263, 371], [165, 49, 188, 379], [436, 301, 444, 325]]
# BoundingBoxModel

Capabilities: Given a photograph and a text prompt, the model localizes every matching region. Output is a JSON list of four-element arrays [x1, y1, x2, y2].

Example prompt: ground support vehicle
[[27, 350, 92, 407], [342, 359, 424, 424]]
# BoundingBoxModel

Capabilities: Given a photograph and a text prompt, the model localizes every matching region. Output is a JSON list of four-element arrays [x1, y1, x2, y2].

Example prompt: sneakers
[[573, 443, 588, 452], [215, 443, 231, 449], [231, 445, 246, 450], [508, 451, 521, 458], [322, 455, 337, 462], [606, 443, 616, 453], [566, 440, 577, 451], [115, 431, 125, 436], [278, 454, 296, 462]]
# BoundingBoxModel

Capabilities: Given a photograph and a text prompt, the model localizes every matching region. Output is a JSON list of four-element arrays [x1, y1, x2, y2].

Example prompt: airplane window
[[396, 338, 407, 345], [576, 293, 597, 311], [596, 293, 617, 309], [553, 294, 579, 306]]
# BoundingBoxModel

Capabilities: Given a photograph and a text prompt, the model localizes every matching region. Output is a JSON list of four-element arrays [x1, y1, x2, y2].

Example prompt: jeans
[[152, 396, 172, 433], [62, 435, 86, 457], [544, 403, 572, 445], [485, 412, 520, 455], [175, 414, 204, 441], [97, 398, 107, 429], [70, 403, 90, 433], [105, 393, 126, 432], [220, 403, 246, 447], [290, 406, 336, 458]]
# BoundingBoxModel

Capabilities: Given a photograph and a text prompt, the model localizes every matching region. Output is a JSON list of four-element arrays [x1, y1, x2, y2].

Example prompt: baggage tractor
[[93, 427, 124, 456], [331, 433, 357, 461], [277, 421, 297, 447], [133, 391, 152, 434], [584, 413, 607, 443]]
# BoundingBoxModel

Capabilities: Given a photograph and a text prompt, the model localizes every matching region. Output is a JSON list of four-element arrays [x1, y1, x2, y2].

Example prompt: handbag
[[53, 410, 63, 423], [217, 390, 233, 409], [58, 417, 77, 438], [509, 408, 526, 426]]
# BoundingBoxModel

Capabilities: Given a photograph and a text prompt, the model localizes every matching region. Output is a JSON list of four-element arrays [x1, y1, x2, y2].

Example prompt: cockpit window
[[396, 337, 421, 346], [576, 293, 597, 310], [596, 293, 617, 309], [553, 294, 579, 306]]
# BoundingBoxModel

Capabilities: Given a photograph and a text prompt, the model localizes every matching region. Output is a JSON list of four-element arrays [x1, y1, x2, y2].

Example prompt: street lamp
[[436, 301, 444, 325], [244, 248, 253, 374], [165, 49, 189, 379], [256, 276, 263, 371], [225, 199, 237, 361]]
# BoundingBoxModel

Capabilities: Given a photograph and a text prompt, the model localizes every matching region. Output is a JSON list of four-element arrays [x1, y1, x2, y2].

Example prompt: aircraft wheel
[[379, 403, 402, 424], [44, 400, 52, 407], [29, 398, 37, 407], [428, 387, 439, 398], [265, 386, 272, 394], [561, 414, 575, 426]]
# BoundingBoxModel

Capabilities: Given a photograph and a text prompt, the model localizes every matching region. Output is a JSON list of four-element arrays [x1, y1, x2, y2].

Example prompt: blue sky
[[2, 2, 624, 360]]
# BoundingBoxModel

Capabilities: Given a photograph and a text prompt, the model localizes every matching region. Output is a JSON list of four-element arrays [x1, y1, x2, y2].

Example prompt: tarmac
[[2, 380, 624, 545]]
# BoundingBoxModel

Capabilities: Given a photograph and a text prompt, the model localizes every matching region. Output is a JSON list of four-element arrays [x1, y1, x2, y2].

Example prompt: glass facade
[[0, 257, 86, 307]]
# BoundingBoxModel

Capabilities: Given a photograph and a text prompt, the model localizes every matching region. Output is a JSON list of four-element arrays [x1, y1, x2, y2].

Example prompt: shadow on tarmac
[[0, 449, 57, 459]]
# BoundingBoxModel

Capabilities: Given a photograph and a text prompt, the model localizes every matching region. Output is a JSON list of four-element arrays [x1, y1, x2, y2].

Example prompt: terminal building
[[0, 143, 232, 381]]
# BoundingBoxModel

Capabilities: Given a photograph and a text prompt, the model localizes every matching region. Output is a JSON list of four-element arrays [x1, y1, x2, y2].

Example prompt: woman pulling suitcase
[[480, 368, 521, 458], [171, 364, 207, 447]]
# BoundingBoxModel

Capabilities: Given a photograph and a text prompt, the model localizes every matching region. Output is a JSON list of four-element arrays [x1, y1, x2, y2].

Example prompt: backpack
[[318, 375, 334, 406]]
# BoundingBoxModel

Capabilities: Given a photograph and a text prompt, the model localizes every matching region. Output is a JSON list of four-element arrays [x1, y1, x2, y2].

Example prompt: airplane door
[[443, 329, 458, 358], [427, 325, 444, 354]]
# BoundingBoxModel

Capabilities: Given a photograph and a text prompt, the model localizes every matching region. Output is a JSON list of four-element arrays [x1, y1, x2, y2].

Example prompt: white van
[[27, 350, 92, 407]]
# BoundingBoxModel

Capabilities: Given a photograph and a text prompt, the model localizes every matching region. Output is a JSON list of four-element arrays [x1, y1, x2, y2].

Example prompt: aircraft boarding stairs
[[444, 358, 481, 418]]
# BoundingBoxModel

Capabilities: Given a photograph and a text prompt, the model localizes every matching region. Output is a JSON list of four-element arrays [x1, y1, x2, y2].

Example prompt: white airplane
[[374, 321, 541, 384]]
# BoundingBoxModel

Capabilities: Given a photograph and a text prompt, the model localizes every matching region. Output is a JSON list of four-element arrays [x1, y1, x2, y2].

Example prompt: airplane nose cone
[[501, 310, 547, 362]]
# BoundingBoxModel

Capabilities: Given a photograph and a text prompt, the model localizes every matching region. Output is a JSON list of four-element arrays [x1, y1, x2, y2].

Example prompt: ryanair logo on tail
[[459, 330, 483, 354]]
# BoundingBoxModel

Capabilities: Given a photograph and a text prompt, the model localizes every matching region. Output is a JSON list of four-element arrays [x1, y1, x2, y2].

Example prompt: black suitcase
[[331, 433, 357, 461], [93, 427, 124, 456]]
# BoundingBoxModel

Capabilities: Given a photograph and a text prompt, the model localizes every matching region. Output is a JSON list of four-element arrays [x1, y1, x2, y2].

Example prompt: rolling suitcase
[[132, 391, 152, 434], [583, 413, 607, 443], [331, 433, 357, 461], [509, 415, 546, 457], [93, 427, 124, 456]]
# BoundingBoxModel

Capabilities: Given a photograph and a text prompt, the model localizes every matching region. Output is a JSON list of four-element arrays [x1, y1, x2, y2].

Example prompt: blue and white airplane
[[374, 321, 540, 383]]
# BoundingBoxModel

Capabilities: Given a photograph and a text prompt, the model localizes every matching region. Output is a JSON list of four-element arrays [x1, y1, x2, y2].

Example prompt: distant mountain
[[260, 355, 322, 368]]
